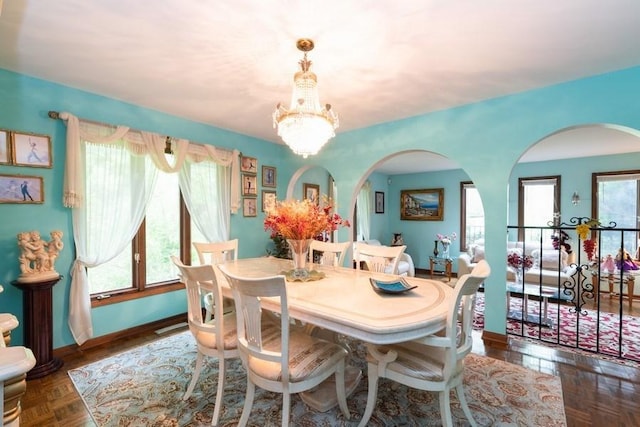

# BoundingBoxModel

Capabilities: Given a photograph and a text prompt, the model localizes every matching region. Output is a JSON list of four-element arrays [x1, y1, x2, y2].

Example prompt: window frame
[[459, 181, 485, 253], [91, 192, 191, 307], [517, 175, 561, 242]]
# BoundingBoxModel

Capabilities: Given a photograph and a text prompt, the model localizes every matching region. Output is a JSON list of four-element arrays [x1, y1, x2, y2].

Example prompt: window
[[460, 182, 484, 252], [594, 171, 640, 257], [87, 165, 189, 302], [518, 176, 560, 243]]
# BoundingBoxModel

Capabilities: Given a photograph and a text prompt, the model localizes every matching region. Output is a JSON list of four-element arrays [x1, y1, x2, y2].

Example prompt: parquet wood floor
[[15, 285, 640, 427]]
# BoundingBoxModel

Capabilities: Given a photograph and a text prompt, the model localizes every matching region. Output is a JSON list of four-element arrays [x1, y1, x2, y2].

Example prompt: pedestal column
[[12, 277, 63, 379]]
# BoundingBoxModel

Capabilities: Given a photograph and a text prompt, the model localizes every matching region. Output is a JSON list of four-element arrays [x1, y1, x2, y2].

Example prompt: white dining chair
[[308, 240, 351, 267], [358, 260, 491, 427], [170, 256, 239, 426], [193, 239, 238, 321], [354, 242, 406, 275], [218, 268, 351, 427]]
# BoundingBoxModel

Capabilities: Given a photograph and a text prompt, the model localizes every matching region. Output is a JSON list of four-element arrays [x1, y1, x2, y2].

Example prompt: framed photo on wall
[[303, 183, 320, 204], [243, 198, 257, 217], [0, 174, 44, 204], [262, 165, 277, 187], [241, 155, 257, 174], [243, 174, 258, 196], [400, 188, 444, 221], [262, 190, 276, 212], [11, 131, 52, 168], [0, 129, 9, 164], [375, 191, 385, 214]]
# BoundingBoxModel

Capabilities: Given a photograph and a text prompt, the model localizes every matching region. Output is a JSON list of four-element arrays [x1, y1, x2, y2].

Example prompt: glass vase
[[287, 239, 312, 280], [440, 242, 450, 259]]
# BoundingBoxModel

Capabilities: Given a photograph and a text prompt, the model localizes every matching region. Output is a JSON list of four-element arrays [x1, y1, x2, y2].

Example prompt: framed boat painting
[[400, 188, 444, 221]]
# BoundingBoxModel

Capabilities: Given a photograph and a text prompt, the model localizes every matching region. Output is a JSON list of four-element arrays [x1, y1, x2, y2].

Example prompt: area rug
[[474, 293, 640, 364], [68, 331, 565, 426]]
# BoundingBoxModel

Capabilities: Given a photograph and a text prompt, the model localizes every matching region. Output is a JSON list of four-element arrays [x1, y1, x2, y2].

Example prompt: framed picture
[[303, 183, 320, 204], [0, 174, 44, 204], [243, 174, 258, 196], [262, 165, 277, 187], [243, 197, 257, 217], [0, 129, 9, 164], [241, 155, 257, 174], [11, 131, 52, 168], [375, 191, 385, 214], [262, 190, 277, 212], [400, 188, 444, 221]]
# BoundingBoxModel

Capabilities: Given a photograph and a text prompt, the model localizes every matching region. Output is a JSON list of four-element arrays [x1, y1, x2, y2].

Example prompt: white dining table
[[216, 256, 454, 415], [216, 256, 454, 345]]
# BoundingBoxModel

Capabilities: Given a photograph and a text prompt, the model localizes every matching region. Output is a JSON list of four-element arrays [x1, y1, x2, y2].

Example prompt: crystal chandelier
[[273, 38, 338, 159]]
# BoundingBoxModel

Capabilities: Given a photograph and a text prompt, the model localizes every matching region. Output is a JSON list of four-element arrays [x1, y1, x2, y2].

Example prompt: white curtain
[[357, 181, 372, 241], [61, 112, 240, 345]]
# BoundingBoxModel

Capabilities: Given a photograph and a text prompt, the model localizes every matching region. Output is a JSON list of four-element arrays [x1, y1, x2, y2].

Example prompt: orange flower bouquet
[[264, 198, 349, 241]]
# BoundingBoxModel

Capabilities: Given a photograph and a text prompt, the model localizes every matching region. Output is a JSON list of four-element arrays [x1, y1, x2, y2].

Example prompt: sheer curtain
[[61, 112, 239, 345], [357, 181, 372, 241]]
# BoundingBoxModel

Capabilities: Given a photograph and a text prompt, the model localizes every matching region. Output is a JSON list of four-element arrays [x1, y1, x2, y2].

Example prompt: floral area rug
[[68, 330, 565, 426], [474, 293, 640, 364]]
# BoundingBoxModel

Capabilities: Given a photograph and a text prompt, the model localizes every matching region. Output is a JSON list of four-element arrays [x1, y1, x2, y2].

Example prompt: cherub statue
[[16, 230, 64, 282]]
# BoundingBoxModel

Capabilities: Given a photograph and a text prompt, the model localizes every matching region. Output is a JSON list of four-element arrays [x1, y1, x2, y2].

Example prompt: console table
[[12, 276, 64, 379], [429, 256, 452, 282]]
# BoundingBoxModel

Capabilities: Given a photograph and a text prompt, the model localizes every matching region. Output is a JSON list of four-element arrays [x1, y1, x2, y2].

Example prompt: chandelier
[[273, 38, 338, 159]]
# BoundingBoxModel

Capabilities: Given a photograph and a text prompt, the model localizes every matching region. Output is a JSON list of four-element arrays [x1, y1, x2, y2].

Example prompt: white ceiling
[[1, 1, 639, 174]]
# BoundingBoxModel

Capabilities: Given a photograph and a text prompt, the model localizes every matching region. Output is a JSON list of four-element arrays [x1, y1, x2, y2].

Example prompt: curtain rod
[[48, 110, 241, 157]]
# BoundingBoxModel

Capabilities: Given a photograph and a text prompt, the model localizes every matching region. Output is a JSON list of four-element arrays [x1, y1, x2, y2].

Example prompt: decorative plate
[[281, 269, 326, 282], [369, 277, 417, 294]]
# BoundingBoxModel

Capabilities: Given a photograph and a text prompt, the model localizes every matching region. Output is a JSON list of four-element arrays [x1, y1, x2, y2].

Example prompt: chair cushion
[[249, 328, 347, 383], [367, 342, 447, 382], [194, 312, 238, 350]]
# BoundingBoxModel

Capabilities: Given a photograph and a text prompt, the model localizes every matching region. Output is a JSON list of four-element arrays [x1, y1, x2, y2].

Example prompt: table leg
[[445, 260, 452, 282], [429, 258, 435, 279], [627, 277, 635, 310]]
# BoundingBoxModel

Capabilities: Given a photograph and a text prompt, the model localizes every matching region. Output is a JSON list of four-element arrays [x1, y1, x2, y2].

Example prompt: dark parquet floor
[[16, 282, 640, 427]]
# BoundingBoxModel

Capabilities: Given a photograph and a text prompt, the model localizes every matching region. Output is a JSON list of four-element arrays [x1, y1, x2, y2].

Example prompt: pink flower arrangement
[[507, 252, 534, 270], [264, 198, 350, 241], [436, 232, 457, 245]]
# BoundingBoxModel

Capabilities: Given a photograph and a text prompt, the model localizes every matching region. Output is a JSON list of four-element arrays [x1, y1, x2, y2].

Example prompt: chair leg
[[439, 390, 453, 427], [211, 358, 226, 426], [281, 392, 291, 427], [183, 351, 205, 400], [455, 384, 477, 427], [238, 380, 255, 427], [334, 361, 350, 419], [357, 364, 379, 427]]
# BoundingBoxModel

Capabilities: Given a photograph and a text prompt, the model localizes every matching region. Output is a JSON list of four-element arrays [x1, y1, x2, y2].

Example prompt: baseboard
[[53, 313, 187, 359], [481, 330, 509, 349]]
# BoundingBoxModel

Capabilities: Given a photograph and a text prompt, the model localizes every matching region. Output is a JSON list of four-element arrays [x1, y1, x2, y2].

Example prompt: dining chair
[[308, 240, 351, 267], [170, 256, 239, 426], [193, 239, 238, 321], [218, 268, 351, 427], [354, 242, 406, 275], [357, 260, 491, 427]]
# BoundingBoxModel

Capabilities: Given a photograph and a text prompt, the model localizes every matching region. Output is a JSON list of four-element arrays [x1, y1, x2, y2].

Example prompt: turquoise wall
[[1, 65, 639, 347]]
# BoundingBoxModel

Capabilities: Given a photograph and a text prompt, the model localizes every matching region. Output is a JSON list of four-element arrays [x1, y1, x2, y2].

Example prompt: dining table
[[215, 256, 454, 414]]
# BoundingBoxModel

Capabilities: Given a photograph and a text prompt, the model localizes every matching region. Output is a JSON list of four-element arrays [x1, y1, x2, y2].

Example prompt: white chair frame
[[354, 243, 406, 275], [308, 240, 351, 267], [193, 239, 238, 321]]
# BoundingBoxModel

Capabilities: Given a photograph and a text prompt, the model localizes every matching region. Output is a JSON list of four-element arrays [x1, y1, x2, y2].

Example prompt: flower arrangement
[[507, 252, 534, 270], [264, 197, 350, 241], [436, 232, 457, 245]]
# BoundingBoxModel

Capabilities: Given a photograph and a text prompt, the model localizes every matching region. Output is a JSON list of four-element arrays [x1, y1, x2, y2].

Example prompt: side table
[[12, 276, 64, 379], [429, 256, 452, 282]]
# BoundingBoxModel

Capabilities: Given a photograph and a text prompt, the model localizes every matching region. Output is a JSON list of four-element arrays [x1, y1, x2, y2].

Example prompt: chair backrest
[[193, 239, 238, 265], [449, 259, 491, 360], [308, 240, 351, 267], [355, 242, 406, 274], [170, 256, 227, 347], [218, 269, 292, 382]]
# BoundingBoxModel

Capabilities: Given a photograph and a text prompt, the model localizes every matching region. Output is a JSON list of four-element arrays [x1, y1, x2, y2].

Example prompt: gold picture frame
[[0, 129, 9, 165], [243, 197, 257, 217], [262, 190, 276, 212], [0, 174, 44, 204], [400, 188, 444, 221], [262, 165, 276, 187], [11, 131, 52, 168], [243, 174, 258, 196], [241, 155, 257, 174], [303, 183, 320, 204]]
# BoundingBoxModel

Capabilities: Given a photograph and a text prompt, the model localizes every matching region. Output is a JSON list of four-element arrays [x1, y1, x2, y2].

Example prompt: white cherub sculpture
[[17, 230, 64, 283]]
